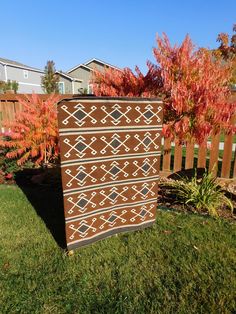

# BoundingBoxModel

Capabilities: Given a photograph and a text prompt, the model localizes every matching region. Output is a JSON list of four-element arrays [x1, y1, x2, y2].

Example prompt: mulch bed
[[158, 176, 236, 221]]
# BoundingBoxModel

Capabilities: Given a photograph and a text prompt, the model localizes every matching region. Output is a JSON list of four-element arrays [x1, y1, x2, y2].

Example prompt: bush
[[0, 94, 61, 166], [0, 80, 19, 93], [159, 170, 233, 217]]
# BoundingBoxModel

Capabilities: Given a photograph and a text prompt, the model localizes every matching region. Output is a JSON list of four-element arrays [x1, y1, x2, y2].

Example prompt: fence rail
[[0, 94, 235, 179]]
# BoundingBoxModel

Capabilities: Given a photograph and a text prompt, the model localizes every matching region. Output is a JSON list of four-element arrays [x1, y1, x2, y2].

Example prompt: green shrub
[[0, 147, 21, 179], [0, 145, 35, 182], [160, 170, 233, 217], [0, 80, 19, 93]]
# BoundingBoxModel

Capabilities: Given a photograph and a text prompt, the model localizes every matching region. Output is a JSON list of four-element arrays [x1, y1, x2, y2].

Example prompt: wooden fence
[[161, 130, 236, 179], [0, 94, 72, 128], [0, 94, 236, 179]]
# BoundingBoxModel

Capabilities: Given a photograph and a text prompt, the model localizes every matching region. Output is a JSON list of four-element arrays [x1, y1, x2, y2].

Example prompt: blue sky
[[1, 0, 235, 73]]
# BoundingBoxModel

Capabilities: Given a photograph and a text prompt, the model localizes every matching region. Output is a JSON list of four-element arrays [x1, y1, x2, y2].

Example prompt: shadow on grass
[[15, 167, 67, 249]]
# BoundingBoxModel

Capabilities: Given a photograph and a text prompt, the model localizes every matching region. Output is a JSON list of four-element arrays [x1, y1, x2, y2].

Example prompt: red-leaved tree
[[153, 34, 235, 143], [215, 24, 236, 85], [92, 61, 163, 97], [0, 94, 60, 165], [92, 34, 236, 143]]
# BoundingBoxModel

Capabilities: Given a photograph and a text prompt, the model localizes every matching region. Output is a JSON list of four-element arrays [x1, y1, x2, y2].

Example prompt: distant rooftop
[[56, 70, 83, 82], [0, 57, 44, 73], [67, 58, 120, 74]]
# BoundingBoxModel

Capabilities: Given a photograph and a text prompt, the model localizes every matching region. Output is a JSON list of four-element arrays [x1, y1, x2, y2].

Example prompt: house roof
[[67, 63, 94, 74], [0, 57, 44, 73], [84, 58, 121, 70], [56, 71, 83, 82], [67, 58, 120, 74]]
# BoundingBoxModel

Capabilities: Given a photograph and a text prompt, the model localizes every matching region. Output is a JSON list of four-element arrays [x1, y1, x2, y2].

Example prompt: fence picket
[[221, 135, 233, 178], [233, 146, 236, 178], [197, 142, 207, 168], [162, 138, 171, 172], [209, 132, 220, 176], [185, 142, 194, 169], [173, 140, 182, 172]]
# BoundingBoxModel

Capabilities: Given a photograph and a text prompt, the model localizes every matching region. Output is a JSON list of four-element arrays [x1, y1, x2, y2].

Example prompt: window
[[58, 82, 65, 94], [88, 84, 93, 94], [23, 70, 28, 79]]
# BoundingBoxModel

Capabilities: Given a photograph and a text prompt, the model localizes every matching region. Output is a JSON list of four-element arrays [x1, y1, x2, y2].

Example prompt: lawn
[[0, 185, 236, 314]]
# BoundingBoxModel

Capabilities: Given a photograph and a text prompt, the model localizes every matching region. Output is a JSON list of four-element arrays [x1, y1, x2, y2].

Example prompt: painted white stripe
[[63, 175, 160, 195], [61, 151, 161, 166], [18, 81, 41, 87], [67, 219, 156, 246], [59, 125, 163, 133], [66, 198, 157, 222], [65, 99, 163, 104]]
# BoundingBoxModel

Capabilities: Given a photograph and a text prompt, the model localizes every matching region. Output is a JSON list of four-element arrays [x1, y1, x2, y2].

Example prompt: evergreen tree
[[41, 60, 59, 93]]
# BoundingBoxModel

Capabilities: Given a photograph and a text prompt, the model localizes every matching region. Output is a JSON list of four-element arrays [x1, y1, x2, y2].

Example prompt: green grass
[[219, 133, 236, 144], [209, 133, 236, 144], [0, 185, 236, 314]]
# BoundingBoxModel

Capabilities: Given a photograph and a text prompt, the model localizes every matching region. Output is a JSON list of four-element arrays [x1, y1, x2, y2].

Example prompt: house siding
[[5, 65, 44, 93], [0, 64, 6, 81], [73, 81, 82, 94], [86, 60, 108, 72], [58, 76, 82, 94], [58, 76, 73, 94], [69, 67, 92, 90]]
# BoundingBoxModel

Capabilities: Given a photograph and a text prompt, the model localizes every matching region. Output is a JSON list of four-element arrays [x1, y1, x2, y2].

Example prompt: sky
[[0, 0, 235, 73]]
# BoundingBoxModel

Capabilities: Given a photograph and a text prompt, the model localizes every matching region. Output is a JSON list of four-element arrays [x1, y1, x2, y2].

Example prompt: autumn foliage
[[154, 34, 235, 143], [215, 24, 236, 85], [0, 94, 60, 166], [92, 62, 162, 97], [92, 33, 236, 143]]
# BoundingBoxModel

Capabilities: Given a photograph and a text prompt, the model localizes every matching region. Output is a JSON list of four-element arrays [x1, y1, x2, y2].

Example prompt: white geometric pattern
[[63, 135, 97, 158], [101, 104, 132, 125], [134, 132, 160, 152], [101, 133, 130, 154], [135, 104, 162, 124], [67, 192, 97, 215], [132, 158, 158, 177], [99, 186, 129, 205], [130, 204, 155, 222], [101, 161, 129, 181], [61, 103, 97, 126], [65, 165, 97, 187], [69, 218, 97, 239], [59, 98, 162, 249], [99, 210, 127, 229], [131, 182, 156, 200]]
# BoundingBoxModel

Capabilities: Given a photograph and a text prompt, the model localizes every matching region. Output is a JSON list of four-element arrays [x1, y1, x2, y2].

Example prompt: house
[[0, 57, 119, 95], [0, 57, 44, 93], [67, 58, 120, 93], [56, 71, 82, 94]]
